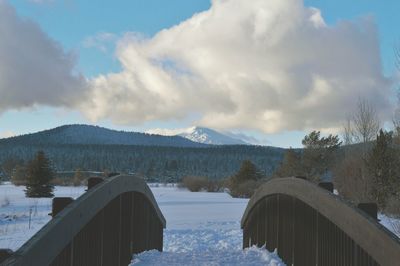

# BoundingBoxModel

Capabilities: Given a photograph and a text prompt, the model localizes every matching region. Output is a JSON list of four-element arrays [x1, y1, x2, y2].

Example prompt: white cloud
[[0, 1, 86, 113], [82, 32, 118, 53], [0, 130, 15, 138], [84, 0, 393, 133], [2, 0, 392, 135]]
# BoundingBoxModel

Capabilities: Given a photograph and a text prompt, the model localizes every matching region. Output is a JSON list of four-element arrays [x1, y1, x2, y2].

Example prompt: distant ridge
[[0, 124, 286, 181], [0, 124, 206, 147]]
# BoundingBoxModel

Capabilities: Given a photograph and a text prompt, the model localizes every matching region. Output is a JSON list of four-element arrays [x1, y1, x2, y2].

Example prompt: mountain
[[178, 127, 249, 145], [0, 124, 205, 147], [0, 125, 286, 181]]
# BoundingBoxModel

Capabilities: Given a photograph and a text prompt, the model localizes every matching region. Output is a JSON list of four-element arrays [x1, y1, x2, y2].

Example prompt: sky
[[0, 0, 399, 147]]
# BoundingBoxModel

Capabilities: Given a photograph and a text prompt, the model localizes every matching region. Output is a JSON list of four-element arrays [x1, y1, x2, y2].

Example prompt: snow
[[179, 126, 248, 145], [147, 126, 249, 145], [2, 182, 400, 265], [0, 183, 85, 250], [378, 213, 400, 238], [0, 183, 283, 265], [130, 186, 284, 265]]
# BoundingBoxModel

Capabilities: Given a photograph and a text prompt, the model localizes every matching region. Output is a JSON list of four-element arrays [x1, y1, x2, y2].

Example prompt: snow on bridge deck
[[131, 185, 284, 265]]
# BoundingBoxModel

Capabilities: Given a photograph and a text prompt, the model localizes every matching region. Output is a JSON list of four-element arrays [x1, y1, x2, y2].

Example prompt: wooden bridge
[[0, 175, 165, 266], [1, 175, 400, 265], [241, 177, 400, 266]]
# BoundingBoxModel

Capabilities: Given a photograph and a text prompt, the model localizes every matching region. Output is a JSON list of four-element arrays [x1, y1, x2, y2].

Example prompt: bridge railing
[[1, 175, 166, 266], [241, 177, 400, 266]]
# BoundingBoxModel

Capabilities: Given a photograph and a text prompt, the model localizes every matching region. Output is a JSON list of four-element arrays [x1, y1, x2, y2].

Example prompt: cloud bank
[[0, 0, 85, 113], [85, 0, 392, 133], [0, 0, 393, 134], [0, 130, 15, 138]]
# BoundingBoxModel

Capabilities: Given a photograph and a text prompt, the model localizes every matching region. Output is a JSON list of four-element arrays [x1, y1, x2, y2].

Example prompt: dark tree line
[[0, 143, 284, 183]]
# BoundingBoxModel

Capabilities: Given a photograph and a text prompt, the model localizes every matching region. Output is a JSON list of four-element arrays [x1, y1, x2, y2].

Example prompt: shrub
[[227, 160, 264, 198], [11, 164, 27, 186], [204, 179, 224, 192], [228, 180, 260, 198], [333, 153, 373, 204], [181, 176, 209, 192], [180, 176, 224, 192]]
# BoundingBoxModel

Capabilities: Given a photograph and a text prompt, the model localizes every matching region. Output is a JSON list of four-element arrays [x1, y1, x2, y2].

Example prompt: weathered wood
[[51, 197, 74, 217], [241, 177, 400, 266], [2, 175, 166, 266], [87, 177, 104, 190], [0, 250, 13, 264]]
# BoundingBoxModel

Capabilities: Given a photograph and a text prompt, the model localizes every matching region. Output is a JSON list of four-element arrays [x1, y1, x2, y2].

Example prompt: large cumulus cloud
[[0, 0, 86, 112], [85, 0, 392, 133]]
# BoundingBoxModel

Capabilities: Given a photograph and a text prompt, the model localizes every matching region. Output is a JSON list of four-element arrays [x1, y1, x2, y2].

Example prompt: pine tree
[[228, 160, 262, 198], [366, 130, 399, 207], [25, 151, 55, 198], [231, 160, 262, 184], [274, 148, 302, 177], [301, 131, 341, 182]]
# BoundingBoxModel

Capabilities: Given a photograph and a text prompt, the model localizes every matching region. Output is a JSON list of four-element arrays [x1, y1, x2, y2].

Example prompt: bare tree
[[333, 151, 373, 203], [342, 116, 354, 145], [352, 98, 380, 144]]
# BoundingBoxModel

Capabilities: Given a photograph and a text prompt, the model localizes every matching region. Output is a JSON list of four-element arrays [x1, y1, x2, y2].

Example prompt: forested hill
[[0, 125, 286, 181], [0, 124, 205, 147], [0, 143, 285, 182]]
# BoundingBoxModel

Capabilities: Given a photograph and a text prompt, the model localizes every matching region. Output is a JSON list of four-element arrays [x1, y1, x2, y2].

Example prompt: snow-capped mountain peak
[[178, 127, 249, 145], [146, 126, 258, 145]]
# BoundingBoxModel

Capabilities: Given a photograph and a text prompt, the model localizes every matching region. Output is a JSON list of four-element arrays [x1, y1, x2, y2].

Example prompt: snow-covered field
[[1, 182, 399, 265], [0, 183, 283, 265], [0, 183, 85, 250], [131, 185, 284, 265]]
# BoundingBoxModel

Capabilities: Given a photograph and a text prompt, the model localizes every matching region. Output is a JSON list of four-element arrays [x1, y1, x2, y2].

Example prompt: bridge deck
[[130, 185, 284, 265]]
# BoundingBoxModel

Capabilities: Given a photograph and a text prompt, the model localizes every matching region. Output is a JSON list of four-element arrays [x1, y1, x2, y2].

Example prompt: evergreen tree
[[274, 148, 302, 177], [301, 131, 341, 182], [231, 160, 262, 184], [25, 151, 55, 198], [228, 160, 263, 198], [366, 130, 400, 207]]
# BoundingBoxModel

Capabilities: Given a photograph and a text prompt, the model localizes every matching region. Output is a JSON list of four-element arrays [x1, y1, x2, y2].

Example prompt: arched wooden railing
[[1, 175, 166, 266], [241, 177, 400, 266]]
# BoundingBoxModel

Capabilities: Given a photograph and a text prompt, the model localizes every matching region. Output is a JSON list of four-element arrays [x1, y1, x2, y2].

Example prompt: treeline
[[0, 144, 284, 183], [180, 159, 270, 198], [274, 98, 400, 216]]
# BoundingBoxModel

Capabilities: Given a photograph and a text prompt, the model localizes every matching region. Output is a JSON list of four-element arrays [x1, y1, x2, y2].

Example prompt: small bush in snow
[[180, 176, 223, 192]]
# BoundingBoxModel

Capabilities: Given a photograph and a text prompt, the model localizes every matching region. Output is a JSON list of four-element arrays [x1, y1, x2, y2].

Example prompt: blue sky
[[0, 0, 399, 147]]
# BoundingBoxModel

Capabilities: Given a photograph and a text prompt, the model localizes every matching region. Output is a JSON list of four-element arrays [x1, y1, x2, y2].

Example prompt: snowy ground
[[1, 182, 399, 265], [0, 183, 85, 250], [378, 213, 400, 237], [0, 183, 283, 265], [130, 185, 284, 265]]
